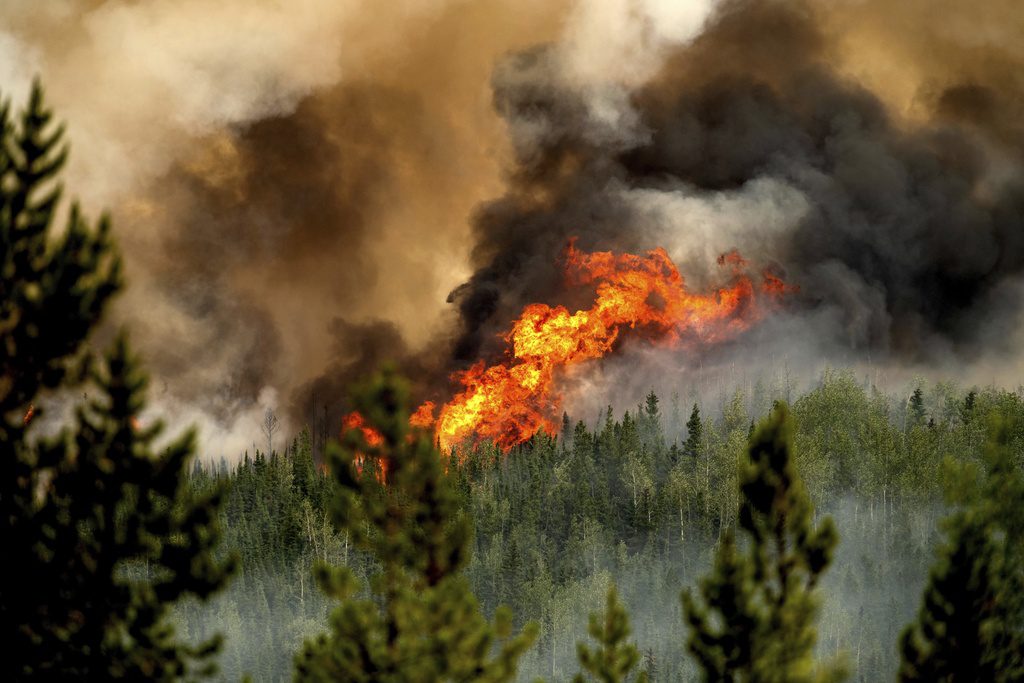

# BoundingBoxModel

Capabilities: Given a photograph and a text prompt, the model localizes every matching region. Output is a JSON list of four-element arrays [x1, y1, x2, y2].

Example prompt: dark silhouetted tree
[[909, 387, 926, 427], [684, 403, 702, 459], [261, 407, 280, 454], [1, 82, 234, 679], [898, 420, 1024, 682]]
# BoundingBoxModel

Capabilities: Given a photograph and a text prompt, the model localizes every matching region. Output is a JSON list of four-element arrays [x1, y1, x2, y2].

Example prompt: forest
[[178, 371, 1024, 681], [4, 14, 1024, 681]]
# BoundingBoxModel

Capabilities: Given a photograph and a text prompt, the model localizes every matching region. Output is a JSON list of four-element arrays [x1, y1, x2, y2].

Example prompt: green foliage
[[294, 368, 537, 682], [574, 584, 649, 683], [0, 81, 120, 429], [909, 387, 926, 428], [684, 403, 702, 459], [898, 421, 1024, 682], [682, 404, 846, 683], [0, 83, 233, 679], [183, 373, 1024, 680]]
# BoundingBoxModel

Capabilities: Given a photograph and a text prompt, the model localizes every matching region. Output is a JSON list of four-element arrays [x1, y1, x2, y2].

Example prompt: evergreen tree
[[684, 403, 702, 460], [909, 387, 926, 427], [682, 404, 845, 683], [1, 83, 234, 679], [960, 390, 977, 424], [574, 584, 648, 683], [295, 368, 537, 682], [898, 421, 1024, 681], [644, 391, 660, 420], [640, 391, 663, 449]]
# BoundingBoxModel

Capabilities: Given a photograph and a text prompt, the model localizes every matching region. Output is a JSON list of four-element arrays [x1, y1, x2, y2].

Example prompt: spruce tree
[[644, 391, 659, 420], [960, 390, 977, 424], [1, 83, 234, 679], [898, 421, 1024, 681], [574, 584, 648, 683], [684, 403, 702, 460], [681, 403, 845, 683], [908, 387, 926, 427], [294, 367, 537, 682]]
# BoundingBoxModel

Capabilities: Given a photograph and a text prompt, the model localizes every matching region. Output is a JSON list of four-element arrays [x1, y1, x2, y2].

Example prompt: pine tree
[[909, 387, 926, 427], [681, 403, 845, 683], [295, 367, 537, 682], [1, 83, 234, 679], [684, 403, 702, 460], [574, 584, 649, 683], [960, 390, 977, 424], [898, 421, 1024, 681], [644, 391, 660, 420]]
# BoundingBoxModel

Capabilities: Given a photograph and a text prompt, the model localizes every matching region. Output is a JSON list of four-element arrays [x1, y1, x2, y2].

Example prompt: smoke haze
[[4, 0, 1024, 456]]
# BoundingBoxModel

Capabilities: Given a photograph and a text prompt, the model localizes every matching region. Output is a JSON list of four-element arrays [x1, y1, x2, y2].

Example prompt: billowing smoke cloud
[[1, 0, 570, 456], [449, 0, 1024, 392], [4, 0, 1024, 456]]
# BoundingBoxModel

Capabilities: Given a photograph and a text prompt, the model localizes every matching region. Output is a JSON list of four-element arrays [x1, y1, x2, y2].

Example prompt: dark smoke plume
[[7, 0, 1024, 455], [449, 0, 1024, 373]]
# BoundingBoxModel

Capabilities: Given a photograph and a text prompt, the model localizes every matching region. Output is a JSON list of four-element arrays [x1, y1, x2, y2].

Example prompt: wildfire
[[341, 411, 388, 482], [409, 401, 436, 429], [415, 241, 794, 451]]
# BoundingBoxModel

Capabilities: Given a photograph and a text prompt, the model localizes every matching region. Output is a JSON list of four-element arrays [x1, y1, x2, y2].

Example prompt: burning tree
[[419, 240, 793, 453], [0, 82, 233, 679], [294, 367, 537, 682]]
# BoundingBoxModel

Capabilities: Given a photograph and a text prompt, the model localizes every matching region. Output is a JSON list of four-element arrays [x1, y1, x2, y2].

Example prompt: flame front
[[420, 241, 793, 452], [342, 411, 388, 482]]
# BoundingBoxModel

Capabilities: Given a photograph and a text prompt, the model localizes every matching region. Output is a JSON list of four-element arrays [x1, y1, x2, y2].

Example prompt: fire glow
[[341, 411, 388, 482], [344, 241, 794, 457], [425, 241, 793, 451]]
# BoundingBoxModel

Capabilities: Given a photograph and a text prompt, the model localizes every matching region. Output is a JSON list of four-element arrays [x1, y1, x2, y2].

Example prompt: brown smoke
[[1, 0, 570, 455], [5, 0, 1024, 455]]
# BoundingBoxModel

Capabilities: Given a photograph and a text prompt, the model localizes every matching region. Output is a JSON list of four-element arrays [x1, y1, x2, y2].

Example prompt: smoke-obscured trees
[[261, 407, 281, 454], [294, 368, 537, 682], [898, 420, 1024, 681], [573, 584, 649, 683], [0, 83, 234, 679], [684, 403, 702, 460], [682, 404, 846, 683], [177, 371, 1024, 680]]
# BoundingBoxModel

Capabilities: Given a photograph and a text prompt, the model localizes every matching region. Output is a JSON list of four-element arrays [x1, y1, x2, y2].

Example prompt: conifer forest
[[3, 1, 1024, 681]]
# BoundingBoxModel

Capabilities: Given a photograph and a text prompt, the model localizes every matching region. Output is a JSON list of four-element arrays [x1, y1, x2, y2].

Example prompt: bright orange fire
[[341, 411, 388, 482], [409, 401, 436, 429], [416, 241, 794, 451]]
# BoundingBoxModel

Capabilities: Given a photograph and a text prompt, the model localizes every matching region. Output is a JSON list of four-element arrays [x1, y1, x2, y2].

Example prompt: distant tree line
[[4, 84, 1023, 682]]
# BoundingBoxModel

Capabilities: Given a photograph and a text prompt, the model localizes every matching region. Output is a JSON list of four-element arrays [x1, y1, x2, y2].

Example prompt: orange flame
[[342, 411, 388, 482], [409, 401, 436, 429], [23, 404, 35, 425], [418, 241, 793, 452]]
